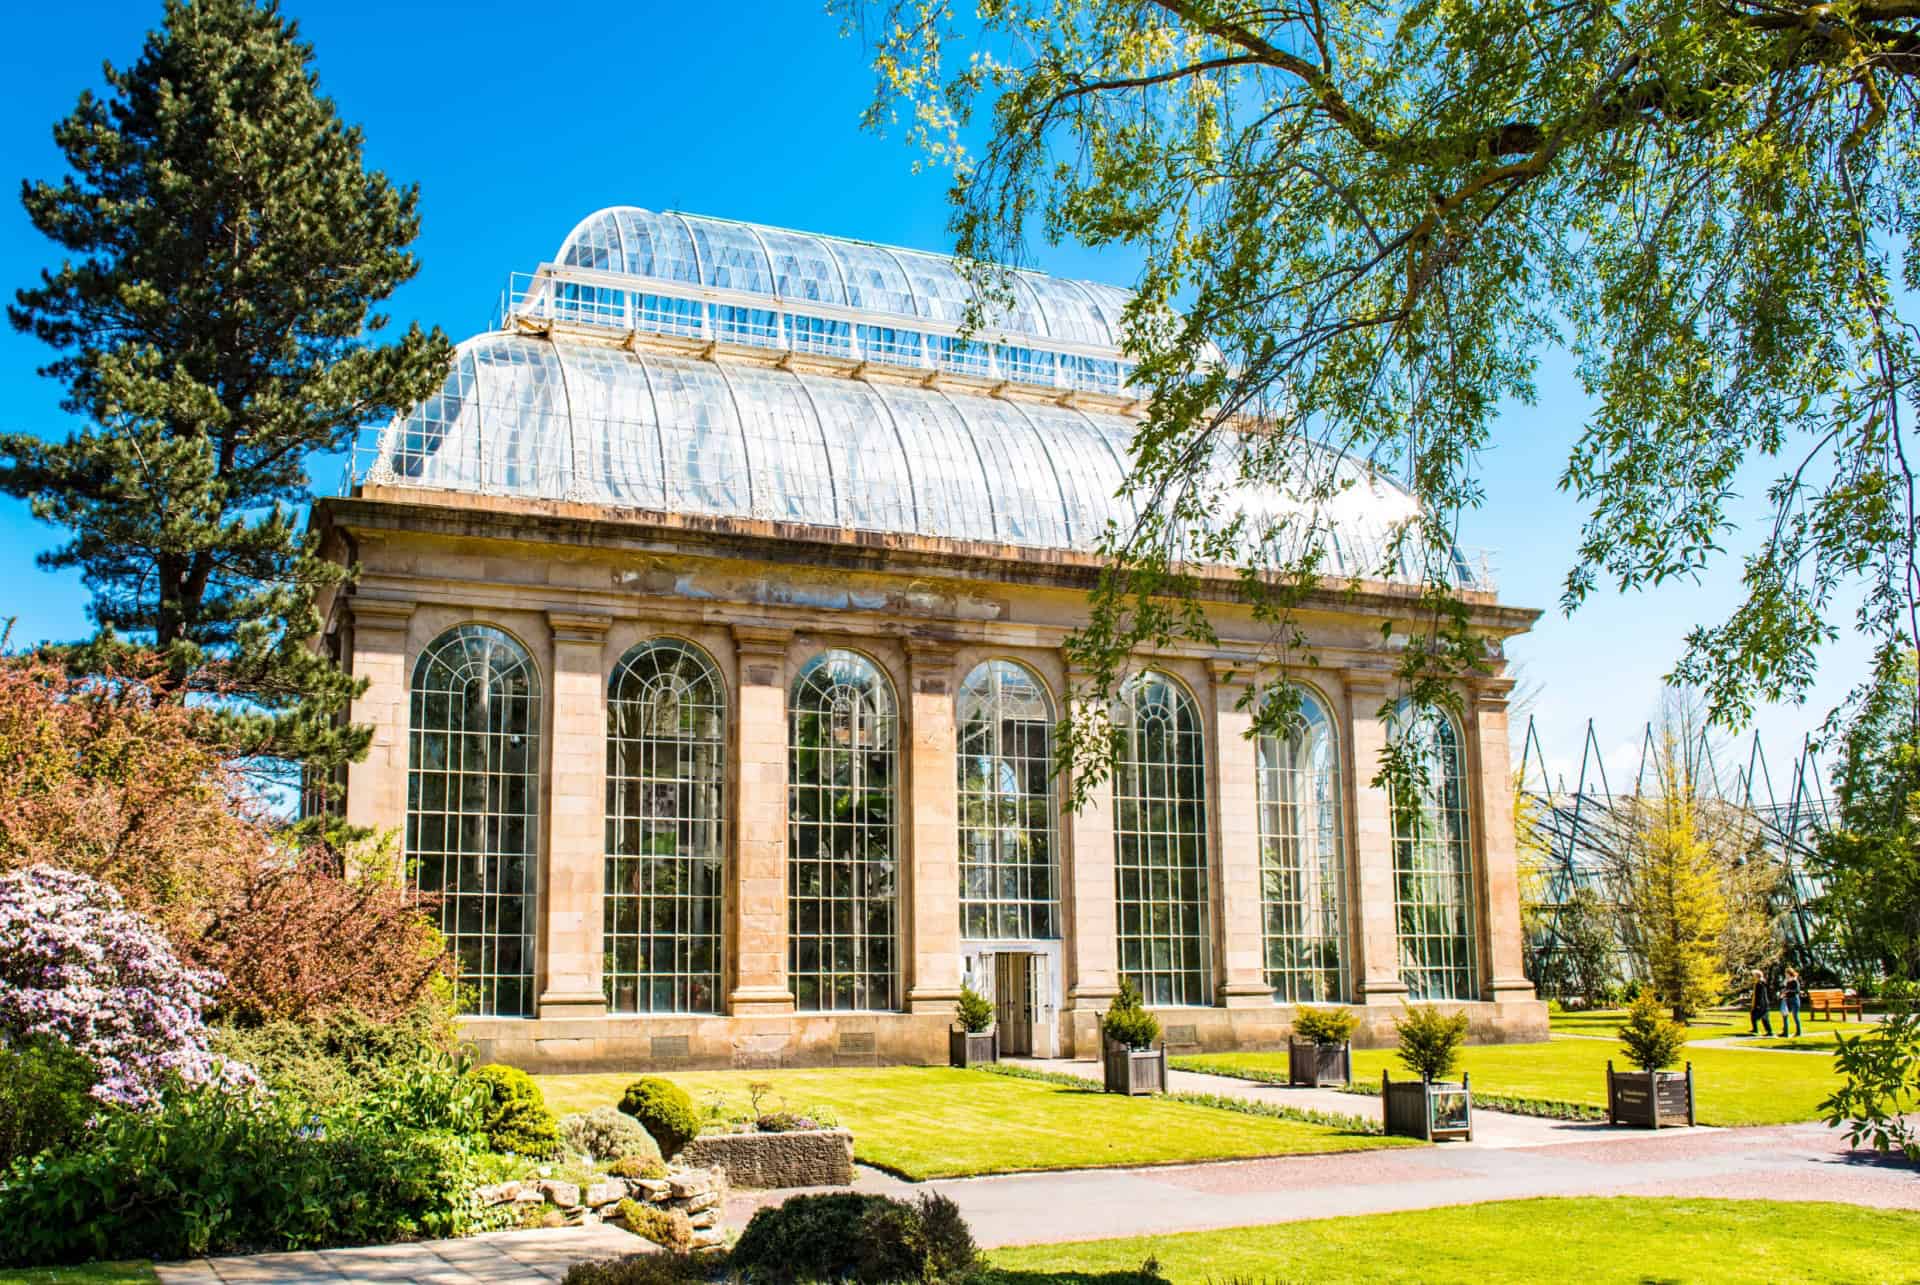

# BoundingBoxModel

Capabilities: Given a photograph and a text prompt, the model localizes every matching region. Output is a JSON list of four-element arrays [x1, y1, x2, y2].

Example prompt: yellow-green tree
[[1624, 734, 1729, 1022]]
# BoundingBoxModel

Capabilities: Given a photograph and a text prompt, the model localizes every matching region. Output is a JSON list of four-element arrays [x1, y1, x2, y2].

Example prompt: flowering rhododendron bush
[[0, 865, 254, 1108], [0, 659, 450, 1023]]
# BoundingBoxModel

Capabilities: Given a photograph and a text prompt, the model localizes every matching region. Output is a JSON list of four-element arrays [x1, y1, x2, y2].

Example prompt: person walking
[[1748, 969, 1775, 1036], [1779, 966, 1803, 1037]]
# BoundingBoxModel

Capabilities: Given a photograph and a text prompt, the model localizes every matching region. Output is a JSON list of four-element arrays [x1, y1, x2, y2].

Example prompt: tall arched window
[[408, 624, 540, 1017], [1257, 691, 1348, 1002], [957, 660, 1059, 940], [1112, 671, 1211, 1006], [789, 650, 899, 1011], [1388, 701, 1478, 1000], [605, 639, 726, 1014]]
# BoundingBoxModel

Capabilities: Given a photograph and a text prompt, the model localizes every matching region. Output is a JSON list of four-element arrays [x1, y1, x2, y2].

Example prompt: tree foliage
[[837, 0, 1920, 766], [1620, 729, 1731, 1020], [1814, 647, 1920, 981], [4, 0, 450, 792]]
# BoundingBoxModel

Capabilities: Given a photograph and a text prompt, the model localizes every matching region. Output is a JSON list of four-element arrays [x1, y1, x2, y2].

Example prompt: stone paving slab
[[156, 1225, 649, 1285]]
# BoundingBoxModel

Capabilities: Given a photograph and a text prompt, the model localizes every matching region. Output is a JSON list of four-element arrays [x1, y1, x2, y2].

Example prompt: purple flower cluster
[[0, 865, 256, 1109]]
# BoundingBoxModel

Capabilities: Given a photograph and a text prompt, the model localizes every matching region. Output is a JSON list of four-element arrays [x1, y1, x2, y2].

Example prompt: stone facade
[[683, 1128, 856, 1189]]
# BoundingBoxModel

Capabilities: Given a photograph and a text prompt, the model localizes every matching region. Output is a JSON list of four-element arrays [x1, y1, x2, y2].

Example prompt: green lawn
[[1176, 1034, 1848, 1125], [536, 1066, 1407, 1179], [0, 1266, 155, 1285], [981, 1198, 1920, 1284]]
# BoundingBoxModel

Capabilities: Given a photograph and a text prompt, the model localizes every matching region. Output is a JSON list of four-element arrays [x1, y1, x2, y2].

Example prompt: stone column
[[538, 610, 612, 1019], [905, 641, 962, 1014], [1062, 666, 1119, 1052], [1470, 681, 1536, 1003], [343, 596, 413, 847], [730, 625, 795, 1015], [1209, 661, 1270, 1008], [1346, 672, 1409, 1008]]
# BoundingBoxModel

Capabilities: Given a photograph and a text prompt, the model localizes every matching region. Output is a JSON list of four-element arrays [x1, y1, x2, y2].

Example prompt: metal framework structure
[[1516, 716, 1835, 989]]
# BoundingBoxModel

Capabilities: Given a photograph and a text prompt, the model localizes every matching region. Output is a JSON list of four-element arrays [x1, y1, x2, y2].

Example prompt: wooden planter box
[[1103, 1039, 1168, 1095], [1288, 1038, 1353, 1087], [1607, 1060, 1694, 1128], [1381, 1071, 1473, 1141], [950, 1025, 999, 1068]]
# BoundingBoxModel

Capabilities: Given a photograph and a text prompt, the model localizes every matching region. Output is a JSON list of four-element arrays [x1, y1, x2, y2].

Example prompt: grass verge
[[0, 1266, 156, 1285], [979, 1197, 1920, 1284], [536, 1065, 1409, 1180]]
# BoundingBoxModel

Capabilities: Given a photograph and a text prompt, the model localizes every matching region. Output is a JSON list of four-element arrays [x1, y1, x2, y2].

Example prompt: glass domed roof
[[368, 332, 1440, 580]]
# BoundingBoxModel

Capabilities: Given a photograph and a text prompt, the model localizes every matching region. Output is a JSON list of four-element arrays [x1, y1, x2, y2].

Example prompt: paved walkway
[[156, 1225, 649, 1284]]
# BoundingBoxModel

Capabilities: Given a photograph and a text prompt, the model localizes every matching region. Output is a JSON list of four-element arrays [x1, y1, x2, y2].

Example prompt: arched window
[[1112, 671, 1211, 1006], [605, 639, 726, 1014], [408, 624, 540, 1017], [1257, 692, 1348, 1002], [789, 650, 899, 1011], [957, 660, 1059, 940], [1388, 702, 1478, 1000]]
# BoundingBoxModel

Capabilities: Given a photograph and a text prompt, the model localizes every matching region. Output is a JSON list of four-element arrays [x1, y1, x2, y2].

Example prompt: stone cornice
[[547, 610, 613, 644], [346, 595, 413, 631]]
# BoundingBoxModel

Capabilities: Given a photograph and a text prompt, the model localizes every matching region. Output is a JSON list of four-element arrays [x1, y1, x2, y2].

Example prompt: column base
[[1486, 975, 1539, 1001], [907, 986, 963, 1015], [1357, 978, 1411, 1004], [729, 986, 796, 1016], [1218, 981, 1274, 1009], [536, 990, 608, 1020], [1067, 982, 1119, 1011]]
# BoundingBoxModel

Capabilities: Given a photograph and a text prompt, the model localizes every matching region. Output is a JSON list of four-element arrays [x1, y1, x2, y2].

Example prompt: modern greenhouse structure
[[313, 208, 1546, 1069]]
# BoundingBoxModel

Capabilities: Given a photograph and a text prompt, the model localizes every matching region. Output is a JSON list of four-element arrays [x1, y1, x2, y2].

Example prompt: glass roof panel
[[867, 382, 997, 543], [639, 353, 751, 516], [1016, 401, 1134, 542], [795, 374, 918, 533], [829, 241, 919, 316], [552, 344, 666, 510], [1019, 275, 1116, 347], [684, 216, 774, 295], [941, 394, 1071, 548], [707, 363, 833, 525], [755, 227, 847, 306]]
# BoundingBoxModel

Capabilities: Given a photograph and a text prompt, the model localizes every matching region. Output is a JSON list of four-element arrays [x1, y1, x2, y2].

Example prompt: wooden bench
[[1807, 988, 1864, 1022]]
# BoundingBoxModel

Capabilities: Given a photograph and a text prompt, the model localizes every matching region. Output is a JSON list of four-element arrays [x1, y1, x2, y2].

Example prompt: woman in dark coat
[[1748, 969, 1774, 1036]]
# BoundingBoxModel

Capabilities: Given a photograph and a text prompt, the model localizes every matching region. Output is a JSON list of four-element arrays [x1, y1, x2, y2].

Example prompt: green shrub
[[618, 1077, 700, 1158], [474, 1064, 560, 1156], [608, 1153, 669, 1181], [210, 1003, 455, 1112], [0, 1038, 100, 1170], [0, 1078, 483, 1266], [1101, 977, 1161, 1051], [561, 1252, 712, 1285], [955, 982, 995, 1033], [731, 1191, 978, 1285], [614, 1199, 691, 1251], [1617, 994, 1688, 1072], [1292, 1006, 1357, 1046], [1393, 1005, 1470, 1083], [561, 1106, 662, 1164]]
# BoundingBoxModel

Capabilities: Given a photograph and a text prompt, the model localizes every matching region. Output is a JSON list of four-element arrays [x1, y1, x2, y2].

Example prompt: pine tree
[[1625, 733, 1730, 1022], [4, 0, 449, 798]]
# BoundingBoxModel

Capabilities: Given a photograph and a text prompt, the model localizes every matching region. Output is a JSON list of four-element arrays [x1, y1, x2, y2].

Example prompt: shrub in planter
[[614, 1199, 691, 1251], [731, 1191, 978, 1285], [1294, 1006, 1358, 1046], [1393, 1005, 1469, 1082], [619, 1076, 700, 1158], [1617, 994, 1687, 1071], [561, 1106, 662, 1164], [0, 1037, 100, 1169], [474, 1064, 559, 1156], [956, 982, 994, 1034], [1102, 978, 1161, 1051]]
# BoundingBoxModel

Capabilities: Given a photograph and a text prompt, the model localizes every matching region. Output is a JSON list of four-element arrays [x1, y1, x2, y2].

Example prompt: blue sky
[[0, 0, 1872, 790]]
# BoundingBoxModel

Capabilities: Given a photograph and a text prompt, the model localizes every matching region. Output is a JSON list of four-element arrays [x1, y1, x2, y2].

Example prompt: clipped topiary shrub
[[613, 1199, 691, 1252], [473, 1064, 559, 1156], [1293, 1006, 1358, 1046], [1393, 1005, 1470, 1083], [955, 982, 994, 1034], [617, 1077, 699, 1159], [731, 1191, 978, 1285], [1101, 977, 1161, 1051], [608, 1153, 669, 1181], [561, 1106, 662, 1164], [1617, 993, 1688, 1071]]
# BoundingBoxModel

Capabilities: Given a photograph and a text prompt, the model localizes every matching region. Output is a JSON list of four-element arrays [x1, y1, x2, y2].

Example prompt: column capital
[[731, 623, 793, 661], [347, 595, 413, 633], [1205, 657, 1259, 688], [1338, 665, 1400, 699], [546, 610, 613, 645], [1466, 675, 1517, 710]]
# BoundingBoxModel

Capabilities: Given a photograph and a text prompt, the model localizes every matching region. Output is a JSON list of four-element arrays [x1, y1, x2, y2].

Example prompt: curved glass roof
[[556, 207, 1136, 350], [368, 333, 1449, 582]]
